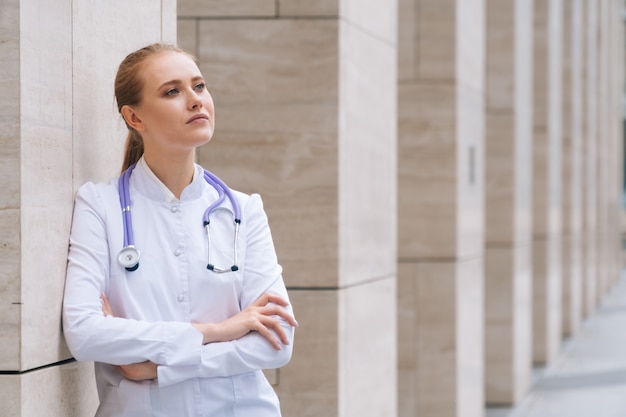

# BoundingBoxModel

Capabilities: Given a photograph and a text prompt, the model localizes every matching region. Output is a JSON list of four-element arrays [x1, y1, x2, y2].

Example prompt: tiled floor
[[486, 272, 626, 417]]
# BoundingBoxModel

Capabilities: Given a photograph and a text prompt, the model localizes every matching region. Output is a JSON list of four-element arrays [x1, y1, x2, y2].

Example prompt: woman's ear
[[121, 105, 145, 132]]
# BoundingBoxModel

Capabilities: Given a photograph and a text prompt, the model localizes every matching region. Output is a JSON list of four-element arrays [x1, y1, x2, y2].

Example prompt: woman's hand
[[193, 292, 298, 350], [115, 361, 158, 381], [101, 293, 158, 381]]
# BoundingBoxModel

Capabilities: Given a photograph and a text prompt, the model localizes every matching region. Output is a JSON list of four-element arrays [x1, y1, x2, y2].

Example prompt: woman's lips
[[187, 114, 209, 124]]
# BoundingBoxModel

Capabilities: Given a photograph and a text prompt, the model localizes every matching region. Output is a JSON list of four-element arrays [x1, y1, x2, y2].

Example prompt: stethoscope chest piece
[[118, 246, 140, 271]]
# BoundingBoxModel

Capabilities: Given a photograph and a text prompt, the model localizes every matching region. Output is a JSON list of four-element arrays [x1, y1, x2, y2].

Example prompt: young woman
[[63, 43, 297, 417]]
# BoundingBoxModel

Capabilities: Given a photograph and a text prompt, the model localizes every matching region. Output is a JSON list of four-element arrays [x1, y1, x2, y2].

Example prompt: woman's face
[[129, 51, 216, 156]]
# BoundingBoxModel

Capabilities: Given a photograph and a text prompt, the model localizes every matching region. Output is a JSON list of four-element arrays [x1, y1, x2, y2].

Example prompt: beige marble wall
[[0, 361, 97, 417], [531, 0, 563, 365], [484, 0, 534, 405], [561, 0, 583, 337], [179, 1, 398, 415], [0, 0, 175, 415], [0, 0, 21, 372], [397, 0, 485, 416]]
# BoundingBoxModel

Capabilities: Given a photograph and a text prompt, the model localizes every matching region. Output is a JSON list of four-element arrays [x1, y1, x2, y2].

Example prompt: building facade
[[0, 0, 623, 416]]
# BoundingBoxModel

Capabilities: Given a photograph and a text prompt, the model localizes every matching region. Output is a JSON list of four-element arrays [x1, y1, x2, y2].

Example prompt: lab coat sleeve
[[63, 182, 204, 367], [157, 194, 295, 387]]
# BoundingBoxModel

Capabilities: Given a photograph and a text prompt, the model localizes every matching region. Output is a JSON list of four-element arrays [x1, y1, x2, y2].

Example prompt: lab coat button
[[174, 249, 182, 256], [171, 206, 179, 213], [177, 294, 184, 302]]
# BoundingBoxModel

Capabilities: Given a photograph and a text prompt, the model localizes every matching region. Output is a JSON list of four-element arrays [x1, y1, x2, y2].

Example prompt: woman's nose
[[189, 92, 203, 109]]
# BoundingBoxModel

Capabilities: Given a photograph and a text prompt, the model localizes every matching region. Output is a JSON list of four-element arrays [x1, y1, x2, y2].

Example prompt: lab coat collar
[[131, 156, 210, 203]]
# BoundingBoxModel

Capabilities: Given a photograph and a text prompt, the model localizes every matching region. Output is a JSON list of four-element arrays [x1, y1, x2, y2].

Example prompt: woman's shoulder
[[75, 176, 119, 203]]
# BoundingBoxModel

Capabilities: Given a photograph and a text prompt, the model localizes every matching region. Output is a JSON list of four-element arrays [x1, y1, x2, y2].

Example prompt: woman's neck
[[143, 151, 196, 199]]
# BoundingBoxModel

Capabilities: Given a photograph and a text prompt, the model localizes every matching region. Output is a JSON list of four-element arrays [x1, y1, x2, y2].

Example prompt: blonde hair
[[115, 43, 194, 171]]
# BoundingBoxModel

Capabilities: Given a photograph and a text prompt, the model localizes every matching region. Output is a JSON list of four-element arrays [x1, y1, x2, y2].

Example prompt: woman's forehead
[[141, 51, 202, 85]]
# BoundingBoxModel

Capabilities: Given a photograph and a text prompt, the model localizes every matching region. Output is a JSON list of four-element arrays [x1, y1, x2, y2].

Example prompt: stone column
[[582, 0, 599, 316], [179, 2, 399, 416], [396, 1, 485, 416], [561, 0, 584, 337], [531, 0, 563, 365], [484, 0, 534, 405], [0, 0, 176, 415]]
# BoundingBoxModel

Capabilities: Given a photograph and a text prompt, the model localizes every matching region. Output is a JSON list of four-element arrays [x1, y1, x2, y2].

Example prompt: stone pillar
[[484, 0, 533, 405], [611, 0, 625, 285], [582, 0, 599, 316], [531, 0, 562, 365], [396, 1, 485, 416], [0, 0, 176, 415], [179, 2, 399, 416], [561, 0, 584, 337]]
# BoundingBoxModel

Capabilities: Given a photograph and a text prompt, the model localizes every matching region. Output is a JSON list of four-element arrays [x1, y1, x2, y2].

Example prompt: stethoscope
[[117, 163, 241, 273]]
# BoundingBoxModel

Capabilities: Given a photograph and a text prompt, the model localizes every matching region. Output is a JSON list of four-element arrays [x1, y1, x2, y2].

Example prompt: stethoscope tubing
[[118, 163, 241, 273]]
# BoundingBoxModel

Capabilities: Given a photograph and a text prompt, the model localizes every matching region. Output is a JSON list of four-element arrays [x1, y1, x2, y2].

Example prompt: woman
[[63, 43, 297, 417]]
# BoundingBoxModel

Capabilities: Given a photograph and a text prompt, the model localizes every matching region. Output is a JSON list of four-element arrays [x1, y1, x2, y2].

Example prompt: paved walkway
[[487, 271, 626, 417]]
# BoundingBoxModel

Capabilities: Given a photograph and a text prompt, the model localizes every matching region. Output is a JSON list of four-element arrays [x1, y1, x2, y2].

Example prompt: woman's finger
[[257, 305, 298, 327], [253, 320, 282, 350], [252, 292, 289, 307], [259, 316, 290, 345]]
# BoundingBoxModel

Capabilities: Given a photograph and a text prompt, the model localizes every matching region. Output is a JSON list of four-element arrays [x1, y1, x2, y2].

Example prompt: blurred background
[[0, 1, 625, 416]]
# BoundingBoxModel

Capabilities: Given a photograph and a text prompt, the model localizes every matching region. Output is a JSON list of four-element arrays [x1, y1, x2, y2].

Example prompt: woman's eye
[[194, 83, 206, 91], [165, 88, 179, 96]]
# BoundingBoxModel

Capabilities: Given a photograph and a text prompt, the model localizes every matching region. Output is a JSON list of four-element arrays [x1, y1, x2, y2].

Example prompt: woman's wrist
[[192, 322, 219, 345]]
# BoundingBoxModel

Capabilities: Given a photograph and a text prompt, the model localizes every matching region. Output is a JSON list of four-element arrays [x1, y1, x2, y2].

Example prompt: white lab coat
[[63, 158, 294, 417]]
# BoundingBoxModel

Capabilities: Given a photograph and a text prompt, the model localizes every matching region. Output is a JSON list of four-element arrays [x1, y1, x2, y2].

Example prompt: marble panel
[[532, 239, 562, 365], [414, 258, 483, 417], [72, 0, 171, 187], [456, 83, 485, 260], [0, 373, 20, 416], [339, 277, 397, 417], [0, 209, 20, 371], [485, 0, 515, 110], [0, 0, 20, 209], [397, 0, 417, 82], [417, 0, 456, 80], [178, 0, 276, 17], [398, 83, 458, 259], [0, 0, 19, 363], [485, 112, 516, 245], [456, 0, 486, 93], [561, 234, 582, 337], [197, 19, 339, 105], [278, 0, 338, 16], [161, 0, 177, 44], [17, 0, 73, 369], [533, 0, 549, 131], [532, 131, 550, 235], [338, 21, 397, 287], [398, 262, 418, 417], [455, 256, 484, 417], [177, 18, 197, 56], [0, 361, 98, 417], [340, 0, 397, 45], [196, 19, 340, 288], [20, 205, 73, 368], [274, 290, 339, 417], [484, 245, 532, 404]]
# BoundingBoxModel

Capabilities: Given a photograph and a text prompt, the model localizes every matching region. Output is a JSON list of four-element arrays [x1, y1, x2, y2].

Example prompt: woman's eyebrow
[[158, 76, 204, 90]]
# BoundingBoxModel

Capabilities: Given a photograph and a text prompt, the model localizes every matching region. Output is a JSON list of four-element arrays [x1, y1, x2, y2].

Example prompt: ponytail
[[115, 43, 190, 173], [121, 129, 144, 172]]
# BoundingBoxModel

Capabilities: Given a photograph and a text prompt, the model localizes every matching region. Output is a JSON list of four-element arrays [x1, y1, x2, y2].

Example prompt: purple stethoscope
[[117, 163, 241, 273]]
